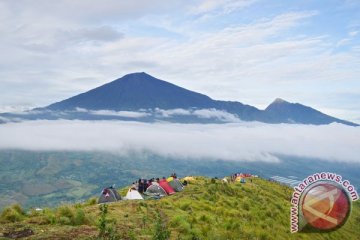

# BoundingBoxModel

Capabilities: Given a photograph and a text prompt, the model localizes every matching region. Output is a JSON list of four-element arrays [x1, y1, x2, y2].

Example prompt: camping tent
[[145, 184, 167, 197], [159, 179, 175, 195], [125, 189, 144, 200], [146, 184, 167, 196], [98, 188, 121, 204], [235, 176, 242, 182], [168, 178, 183, 192]]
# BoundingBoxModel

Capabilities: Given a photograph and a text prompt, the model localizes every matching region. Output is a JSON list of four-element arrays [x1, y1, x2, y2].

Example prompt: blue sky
[[0, 0, 359, 122]]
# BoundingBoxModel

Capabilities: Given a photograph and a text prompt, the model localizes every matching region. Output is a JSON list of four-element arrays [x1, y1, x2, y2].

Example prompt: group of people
[[130, 173, 179, 194], [229, 173, 253, 183]]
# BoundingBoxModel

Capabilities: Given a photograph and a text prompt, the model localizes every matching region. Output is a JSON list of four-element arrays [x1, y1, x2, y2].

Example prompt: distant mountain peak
[[123, 72, 150, 78], [273, 98, 287, 103], [45, 72, 214, 111], [116, 72, 154, 83], [265, 98, 290, 111], [1, 73, 357, 126]]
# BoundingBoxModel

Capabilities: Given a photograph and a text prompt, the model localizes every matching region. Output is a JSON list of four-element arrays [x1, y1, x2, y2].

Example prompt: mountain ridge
[[1, 72, 358, 126]]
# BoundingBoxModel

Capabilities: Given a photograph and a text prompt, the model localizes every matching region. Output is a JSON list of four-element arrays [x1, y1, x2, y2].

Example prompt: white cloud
[[0, 120, 359, 164], [0, 108, 242, 122], [154, 108, 240, 122], [191, 0, 257, 14], [89, 109, 150, 118], [193, 109, 240, 122], [349, 31, 358, 37], [75, 107, 88, 113], [0, 1, 359, 123], [155, 108, 192, 117], [336, 38, 351, 47]]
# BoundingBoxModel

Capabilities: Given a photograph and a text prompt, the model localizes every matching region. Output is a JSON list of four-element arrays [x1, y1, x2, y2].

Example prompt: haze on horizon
[[0, 1, 359, 122]]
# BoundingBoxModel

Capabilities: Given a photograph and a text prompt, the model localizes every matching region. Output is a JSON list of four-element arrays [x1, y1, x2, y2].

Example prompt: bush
[[12, 204, 25, 215], [153, 213, 170, 240], [56, 205, 74, 220], [74, 208, 86, 225], [43, 208, 56, 224], [0, 207, 23, 223], [58, 216, 71, 225], [55, 205, 88, 226], [28, 208, 41, 217], [0, 204, 25, 223], [97, 204, 120, 240], [86, 197, 97, 206]]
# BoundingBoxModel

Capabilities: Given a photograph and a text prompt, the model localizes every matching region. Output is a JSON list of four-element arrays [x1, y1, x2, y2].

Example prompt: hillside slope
[[0, 177, 359, 239]]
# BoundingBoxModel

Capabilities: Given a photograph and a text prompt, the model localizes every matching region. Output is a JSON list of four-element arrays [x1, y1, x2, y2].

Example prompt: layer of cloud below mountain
[[0, 120, 359, 163]]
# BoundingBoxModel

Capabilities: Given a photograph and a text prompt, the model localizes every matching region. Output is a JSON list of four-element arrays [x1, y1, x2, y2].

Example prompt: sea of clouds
[[0, 120, 359, 164]]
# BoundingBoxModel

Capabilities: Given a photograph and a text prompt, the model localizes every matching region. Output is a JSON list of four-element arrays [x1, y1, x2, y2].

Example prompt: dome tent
[[168, 178, 184, 192], [145, 184, 167, 197], [159, 179, 175, 195], [125, 188, 144, 200], [98, 187, 121, 204]]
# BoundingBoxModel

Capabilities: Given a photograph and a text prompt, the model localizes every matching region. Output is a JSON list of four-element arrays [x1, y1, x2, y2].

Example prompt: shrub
[[0, 204, 26, 223], [97, 204, 120, 240], [54, 205, 88, 226], [56, 205, 74, 220], [0, 207, 23, 223], [43, 208, 56, 225], [86, 197, 97, 206], [58, 216, 71, 225], [73, 208, 86, 225], [152, 213, 170, 240], [28, 208, 41, 217], [12, 204, 25, 215]]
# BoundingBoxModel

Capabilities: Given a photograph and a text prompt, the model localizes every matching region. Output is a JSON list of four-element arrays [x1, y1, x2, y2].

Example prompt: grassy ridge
[[2, 150, 359, 211], [0, 177, 359, 239]]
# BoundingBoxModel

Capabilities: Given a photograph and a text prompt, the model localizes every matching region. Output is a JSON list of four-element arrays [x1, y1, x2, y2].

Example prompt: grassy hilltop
[[0, 177, 359, 239], [1, 151, 359, 211]]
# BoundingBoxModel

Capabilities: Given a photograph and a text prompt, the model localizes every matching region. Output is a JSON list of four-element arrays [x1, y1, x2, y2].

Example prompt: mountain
[[1, 176, 359, 239], [46, 72, 216, 111], [264, 98, 357, 126], [0, 72, 357, 126], [45, 72, 262, 122]]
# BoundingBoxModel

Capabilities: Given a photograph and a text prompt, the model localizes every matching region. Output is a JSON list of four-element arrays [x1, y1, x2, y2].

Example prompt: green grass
[[0, 176, 359, 239]]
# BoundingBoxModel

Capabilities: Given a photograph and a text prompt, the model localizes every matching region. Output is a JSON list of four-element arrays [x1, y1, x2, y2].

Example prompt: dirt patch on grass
[[3, 228, 34, 239]]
